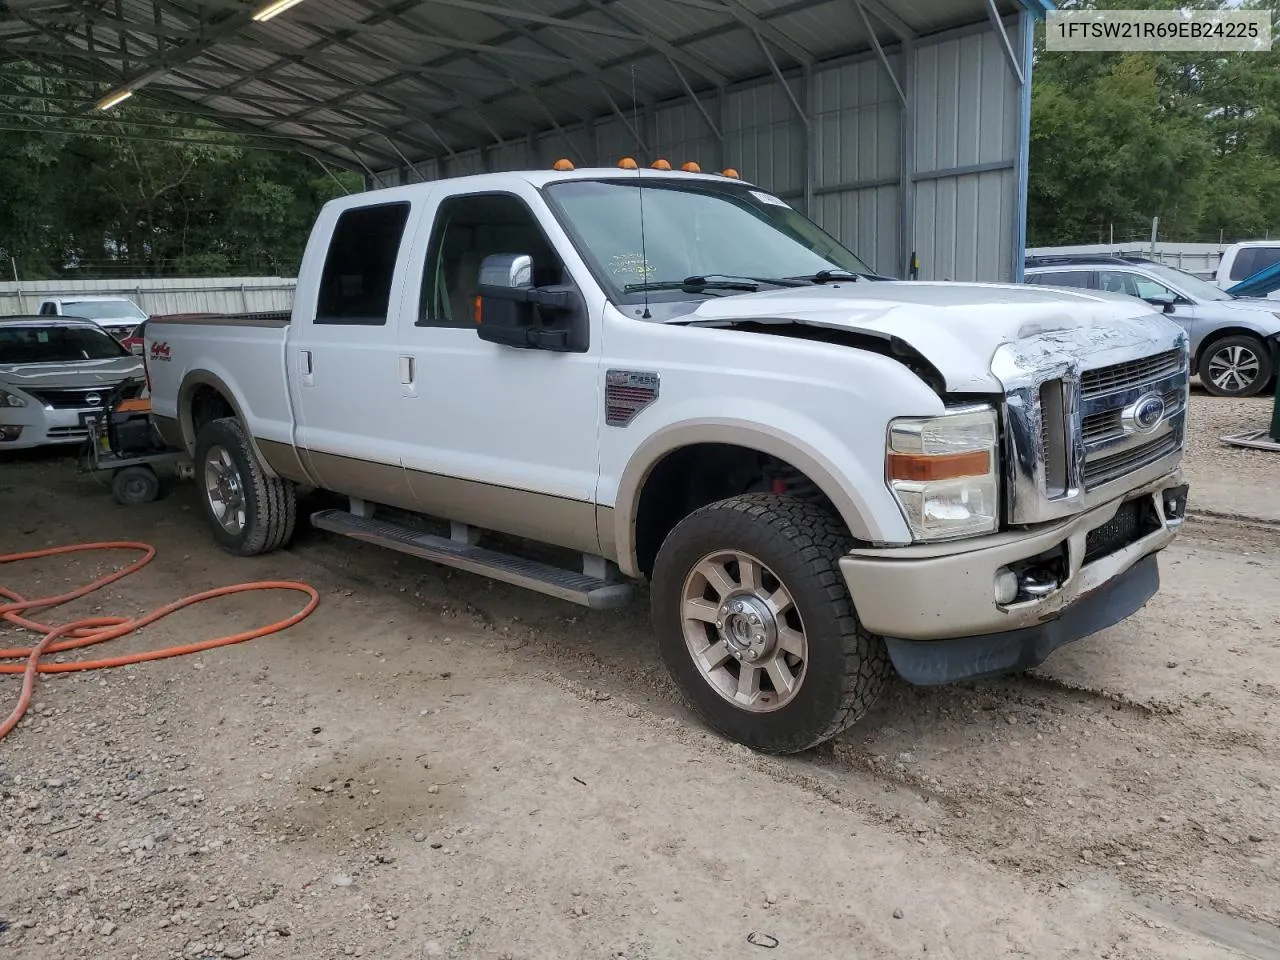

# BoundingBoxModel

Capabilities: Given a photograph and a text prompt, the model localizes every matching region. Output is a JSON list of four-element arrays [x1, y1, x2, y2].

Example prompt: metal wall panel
[[0, 277, 296, 316], [724, 79, 805, 198], [368, 16, 1032, 285], [811, 55, 903, 274], [911, 23, 1022, 282], [913, 169, 1014, 282], [653, 99, 720, 172]]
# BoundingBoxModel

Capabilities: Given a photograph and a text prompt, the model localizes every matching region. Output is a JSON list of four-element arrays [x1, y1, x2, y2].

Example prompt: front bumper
[[0, 405, 94, 450], [839, 471, 1187, 685]]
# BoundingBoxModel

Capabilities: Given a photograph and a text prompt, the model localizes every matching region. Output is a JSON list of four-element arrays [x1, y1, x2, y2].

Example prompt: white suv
[[37, 296, 149, 340]]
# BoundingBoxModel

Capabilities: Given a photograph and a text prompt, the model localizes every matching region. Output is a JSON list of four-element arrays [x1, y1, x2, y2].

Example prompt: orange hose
[[0, 542, 319, 741]]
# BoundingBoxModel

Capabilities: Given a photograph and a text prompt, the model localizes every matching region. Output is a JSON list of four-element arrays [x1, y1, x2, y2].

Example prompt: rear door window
[[316, 202, 412, 325], [1026, 270, 1092, 288], [1229, 246, 1280, 281]]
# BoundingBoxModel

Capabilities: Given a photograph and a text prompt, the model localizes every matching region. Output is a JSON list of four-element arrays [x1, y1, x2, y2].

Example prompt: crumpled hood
[[683, 281, 1176, 392], [0, 357, 144, 389]]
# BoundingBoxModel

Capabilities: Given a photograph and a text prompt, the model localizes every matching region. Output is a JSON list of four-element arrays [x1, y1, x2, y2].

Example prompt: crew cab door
[[287, 197, 420, 508], [394, 185, 603, 554]]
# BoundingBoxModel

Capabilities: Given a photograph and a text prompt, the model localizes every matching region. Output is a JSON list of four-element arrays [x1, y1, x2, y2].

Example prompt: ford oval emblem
[[1131, 393, 1166, 433]]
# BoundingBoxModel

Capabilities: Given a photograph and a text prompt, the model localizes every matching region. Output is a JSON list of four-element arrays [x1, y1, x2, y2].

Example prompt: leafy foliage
[[0, 77, 361, 280], [1029, 0, 1280, 245]]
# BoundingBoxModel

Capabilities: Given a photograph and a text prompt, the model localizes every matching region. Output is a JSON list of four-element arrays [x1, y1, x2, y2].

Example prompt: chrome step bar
[[310, 509, 633, 610]]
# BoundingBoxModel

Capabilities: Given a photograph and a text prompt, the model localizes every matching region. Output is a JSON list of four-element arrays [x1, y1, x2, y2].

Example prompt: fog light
[[994, 568, 1018, 605], [0, 425, 23, 442]]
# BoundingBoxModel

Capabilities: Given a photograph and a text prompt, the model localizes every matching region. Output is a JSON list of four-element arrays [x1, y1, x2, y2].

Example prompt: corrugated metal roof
[[0, 0, 1047, 170]]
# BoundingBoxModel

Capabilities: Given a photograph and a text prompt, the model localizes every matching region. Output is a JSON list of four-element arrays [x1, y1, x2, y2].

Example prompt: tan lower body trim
[[306, 451, 602, 556], [257, 439, 313, 485], [152, 415, 183, 452]]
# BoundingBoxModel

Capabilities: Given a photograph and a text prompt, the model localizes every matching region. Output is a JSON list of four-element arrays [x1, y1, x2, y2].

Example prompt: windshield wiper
[[785, 269, 872, 284], [624, 274, 808, 294]]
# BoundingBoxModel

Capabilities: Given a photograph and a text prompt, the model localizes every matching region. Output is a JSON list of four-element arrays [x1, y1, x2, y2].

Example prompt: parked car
[[146, 165, 1190, 754], [1025, 254, 1280, 397], [1215, 241, 1280, 292], [0, 316, 144, 450], [121, 320, 147, 355], [37, 296, 149, 341]]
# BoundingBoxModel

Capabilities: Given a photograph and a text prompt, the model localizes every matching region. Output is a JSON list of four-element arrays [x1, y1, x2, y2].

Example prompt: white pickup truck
[[145, 165, 1191, 754]]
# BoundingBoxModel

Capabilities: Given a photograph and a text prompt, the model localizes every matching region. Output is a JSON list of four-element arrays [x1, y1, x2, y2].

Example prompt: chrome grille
[[1083, 433, 1180, 488], [26, 383, 139, 409], [1081, 388, 1185, 445], [1080, 350, 1184, 398], [995, 325, 1189, 526]]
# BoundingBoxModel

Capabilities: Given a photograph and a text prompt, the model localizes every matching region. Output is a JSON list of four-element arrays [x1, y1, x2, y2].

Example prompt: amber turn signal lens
[[721, 167, 740, 178], [681, 161, 701, 173], [618, 157, 638, 169], [886, 450, 992, 482], [473, 295, 483, 324], [552, 158, 575, 171], [651, 159, 672, 170]]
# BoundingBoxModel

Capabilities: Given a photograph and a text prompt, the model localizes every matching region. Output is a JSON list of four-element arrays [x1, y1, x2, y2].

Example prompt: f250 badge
[[150, 341, 172, 361]]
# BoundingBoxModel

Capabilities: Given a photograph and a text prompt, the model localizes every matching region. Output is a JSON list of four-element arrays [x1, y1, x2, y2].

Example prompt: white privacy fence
[[1026, 243, 1226, 278], [0, 276, 296, 317]]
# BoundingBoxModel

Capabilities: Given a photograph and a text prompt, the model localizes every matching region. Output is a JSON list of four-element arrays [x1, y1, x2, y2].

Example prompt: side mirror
[[474, 253, 588, 353], [1144, 294, 1176, 314], [479, 253, 533, 290]]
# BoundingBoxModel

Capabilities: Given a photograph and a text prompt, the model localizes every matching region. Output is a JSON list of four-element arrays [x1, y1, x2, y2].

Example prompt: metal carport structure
[[0, 0, 1052, 282]]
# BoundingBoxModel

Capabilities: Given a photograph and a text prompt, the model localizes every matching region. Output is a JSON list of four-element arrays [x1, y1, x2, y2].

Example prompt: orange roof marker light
[[651, 159, 672, 170], [617, 157, 638, 169], [681, 161, 701, 173], [721, 168, 740, 179], [552, 158, 575, 171]]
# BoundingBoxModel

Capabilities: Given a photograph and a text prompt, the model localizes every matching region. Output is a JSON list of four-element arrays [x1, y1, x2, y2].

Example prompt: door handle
[[399, 355, 415, 385], [301, 350, 313, 375]]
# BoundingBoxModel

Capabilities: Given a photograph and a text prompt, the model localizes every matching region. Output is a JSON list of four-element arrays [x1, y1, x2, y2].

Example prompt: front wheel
[[650, 494, 891, 754], [193, 417, 296, 556], [1198, 334, 1273, 397]]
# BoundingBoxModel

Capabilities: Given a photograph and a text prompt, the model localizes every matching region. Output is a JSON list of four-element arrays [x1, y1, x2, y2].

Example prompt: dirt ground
[[2, 391, 1280, 960]]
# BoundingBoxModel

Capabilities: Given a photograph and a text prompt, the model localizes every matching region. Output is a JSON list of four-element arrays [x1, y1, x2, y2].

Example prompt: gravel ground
[[2, 444, 1279, 960], [1182, 387, 1279, 521]]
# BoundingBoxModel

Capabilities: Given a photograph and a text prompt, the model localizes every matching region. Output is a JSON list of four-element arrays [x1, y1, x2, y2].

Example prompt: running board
[[310, 509, 633, 610]]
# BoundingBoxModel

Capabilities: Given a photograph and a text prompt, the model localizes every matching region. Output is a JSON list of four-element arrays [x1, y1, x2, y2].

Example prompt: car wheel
[[111, 465, 160, 505], [193, 417, 296, 556], [1198, 334, 1273, 397], [650, 493, 892, 754]]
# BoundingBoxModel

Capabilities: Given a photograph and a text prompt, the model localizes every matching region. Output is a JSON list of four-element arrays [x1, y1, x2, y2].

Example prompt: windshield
[[61, 300, 147, 320], [544, 178, 874, 304], [1143, 263, 1233, 301], [0, 324, 131, 364]]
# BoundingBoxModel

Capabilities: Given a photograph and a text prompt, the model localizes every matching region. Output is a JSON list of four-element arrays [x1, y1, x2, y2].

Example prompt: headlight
[[886, 405, 999, 541], [0, 388, 27, 408]]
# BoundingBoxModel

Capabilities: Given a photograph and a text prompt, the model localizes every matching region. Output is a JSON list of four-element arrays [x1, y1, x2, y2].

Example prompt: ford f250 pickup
[[145, 165, 1191, 754]]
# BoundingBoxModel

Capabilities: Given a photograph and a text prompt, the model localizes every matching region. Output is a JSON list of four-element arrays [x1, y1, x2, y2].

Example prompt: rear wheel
[[650, 494, 891, 754], [193, 417, 296, 556], [1198, 334, 1273, 397]]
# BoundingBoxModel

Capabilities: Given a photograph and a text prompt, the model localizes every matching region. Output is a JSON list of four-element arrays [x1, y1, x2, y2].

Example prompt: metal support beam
[[856, 0, 915, 41], [753, 30, 808, 127], [897, 36, 915, 279], [716, 0, 814, 65], [983, 0, 1025, 86], [1012, 11, 1034, 283], [850, 0, 906, 107], [802, 65, 815, 216], [668, 58, 722, 141], [579, 0, 728, 89]]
